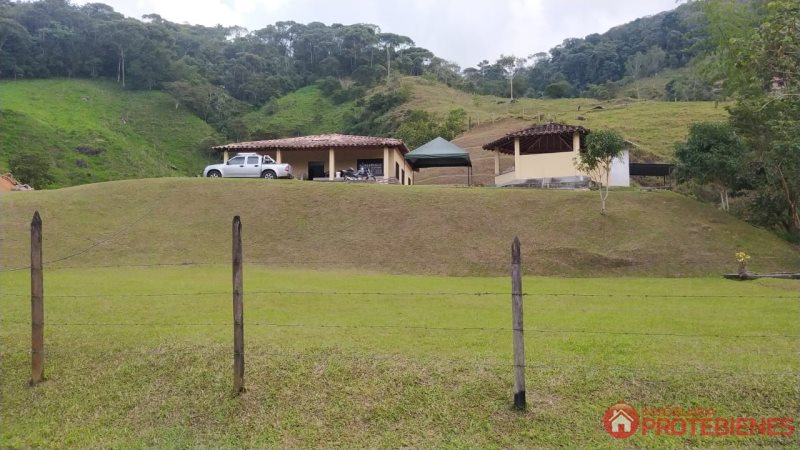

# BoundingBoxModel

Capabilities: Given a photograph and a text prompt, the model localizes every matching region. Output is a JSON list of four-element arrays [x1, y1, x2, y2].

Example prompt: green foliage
[[577, 129, 625, 213], [675, 122, 745, 187], [461, 2, 706, 98], [684, 0, 800, 241], [675, 122, 745, 211], [580, 130, 625, 173], [8, 151, 53, 188], [0, 79, 221, 188], [664, 73, 715, 101], [583, 81, 620, 100], [242, 85, 354, 138], [689, 0, 800, 240], [395, 108, 467, 148], [343, 88, 409, 136], [0, 1, 440, 108], [543, 80, 574, 98]]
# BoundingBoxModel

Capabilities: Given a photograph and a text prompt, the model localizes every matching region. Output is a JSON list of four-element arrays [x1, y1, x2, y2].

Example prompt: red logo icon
[[603, 402, 639, 438]]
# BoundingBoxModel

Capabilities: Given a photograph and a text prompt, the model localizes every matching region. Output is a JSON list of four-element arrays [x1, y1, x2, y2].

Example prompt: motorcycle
[[341, 167, 376, 181]]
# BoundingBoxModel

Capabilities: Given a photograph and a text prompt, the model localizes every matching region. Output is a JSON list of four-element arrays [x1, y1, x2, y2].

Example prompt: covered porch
[[213, 134, 414, 185]]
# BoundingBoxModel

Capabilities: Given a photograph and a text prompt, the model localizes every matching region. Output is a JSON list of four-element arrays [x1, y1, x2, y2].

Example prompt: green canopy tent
[[404, 137, 473, 185]]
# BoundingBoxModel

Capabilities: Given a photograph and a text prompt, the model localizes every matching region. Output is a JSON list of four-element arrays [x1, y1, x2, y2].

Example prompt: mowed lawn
[[1, 266, 798, 448]]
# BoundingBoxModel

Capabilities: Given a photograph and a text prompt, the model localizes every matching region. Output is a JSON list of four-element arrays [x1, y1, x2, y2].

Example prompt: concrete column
[[329, 147, 335, 180], [494, 148, 500, 176], [514, 138, 521, 175], [276, 149, 282, 163], [223, 150, 229, 162], [383, 147, 390, 181], [573, 132, 580, 152]]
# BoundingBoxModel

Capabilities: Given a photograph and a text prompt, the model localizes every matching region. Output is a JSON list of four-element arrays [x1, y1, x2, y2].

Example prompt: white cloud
[[73, 0, 680, 67]]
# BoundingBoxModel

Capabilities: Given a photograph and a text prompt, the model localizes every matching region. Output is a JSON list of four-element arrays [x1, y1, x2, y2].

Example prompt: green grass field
[[1, 179, 798, 447], [1, 267, 797, 448], [1, 178, 797, 277], [0, 79, 220, 187]]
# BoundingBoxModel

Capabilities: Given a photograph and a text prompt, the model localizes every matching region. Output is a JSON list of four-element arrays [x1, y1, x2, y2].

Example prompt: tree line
[[0, 0, 457, 132], [2, 0, 720, 108]]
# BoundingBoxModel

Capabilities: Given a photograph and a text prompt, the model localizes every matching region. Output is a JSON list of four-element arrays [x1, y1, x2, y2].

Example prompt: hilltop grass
[[0, 267, 797, 448], [396, 77, 729, 161], [242, 85, 354, 137], [1, 178, 797, 277], [0, 79, 220, 187]]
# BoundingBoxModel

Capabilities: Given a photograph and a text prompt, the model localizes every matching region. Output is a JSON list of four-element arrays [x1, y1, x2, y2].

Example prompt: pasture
[[1, 266, 797, 448]]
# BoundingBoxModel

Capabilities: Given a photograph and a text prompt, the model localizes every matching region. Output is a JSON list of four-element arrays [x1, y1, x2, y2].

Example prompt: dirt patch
[[75, 146, 105, 156]]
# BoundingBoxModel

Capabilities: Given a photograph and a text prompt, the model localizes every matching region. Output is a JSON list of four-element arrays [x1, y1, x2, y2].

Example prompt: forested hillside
[[460, 1, 713, 100], [1, 0, 720, 131]]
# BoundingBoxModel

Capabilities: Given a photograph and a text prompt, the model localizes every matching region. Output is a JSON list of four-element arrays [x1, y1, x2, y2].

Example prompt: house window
[[357, 159, 383, 176]]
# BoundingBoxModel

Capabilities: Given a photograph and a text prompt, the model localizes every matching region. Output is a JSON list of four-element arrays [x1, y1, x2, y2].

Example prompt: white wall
[[609, 150, 630, 187]]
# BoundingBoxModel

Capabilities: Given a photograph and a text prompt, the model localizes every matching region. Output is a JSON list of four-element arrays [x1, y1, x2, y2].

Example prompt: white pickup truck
[[204, 153, 292, 179]]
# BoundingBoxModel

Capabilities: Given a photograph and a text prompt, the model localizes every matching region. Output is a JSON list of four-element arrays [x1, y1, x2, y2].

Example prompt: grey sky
[[73, 0, 682, 68]]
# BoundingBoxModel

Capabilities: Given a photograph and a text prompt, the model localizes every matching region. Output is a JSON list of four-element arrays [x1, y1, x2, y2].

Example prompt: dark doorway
[[395, 162, 400, 181], [308, 161, 325, 180]]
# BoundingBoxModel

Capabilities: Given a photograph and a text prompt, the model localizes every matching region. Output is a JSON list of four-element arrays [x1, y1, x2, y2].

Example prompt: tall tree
[[496, 54, 527, 101]]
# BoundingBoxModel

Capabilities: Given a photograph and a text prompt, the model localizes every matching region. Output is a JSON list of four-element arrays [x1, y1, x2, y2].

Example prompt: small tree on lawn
[[575, 130, 625, 214]]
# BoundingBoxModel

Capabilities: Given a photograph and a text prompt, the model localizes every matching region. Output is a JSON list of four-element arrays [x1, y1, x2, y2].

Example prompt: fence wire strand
[[0, 319, 797, 339], [0, 290, 797, 299]]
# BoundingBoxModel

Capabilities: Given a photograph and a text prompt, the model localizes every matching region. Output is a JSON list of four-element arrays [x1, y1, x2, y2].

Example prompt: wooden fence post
[[30, 211, 44, 386], [232, 215, 245, 394], [511, 236, 526, 410]]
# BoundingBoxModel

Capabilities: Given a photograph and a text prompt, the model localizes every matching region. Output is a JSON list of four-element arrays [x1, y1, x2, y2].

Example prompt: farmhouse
[[482, 123, 630, 188], [213, 134, 414, 184]]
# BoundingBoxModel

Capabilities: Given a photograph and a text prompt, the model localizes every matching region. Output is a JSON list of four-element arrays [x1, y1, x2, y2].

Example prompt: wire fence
[[0, 317, 797, 339], [2, 211, 798, 410]]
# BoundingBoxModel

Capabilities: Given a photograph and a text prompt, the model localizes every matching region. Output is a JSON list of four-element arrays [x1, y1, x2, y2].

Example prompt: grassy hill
[[394, 77, 729, 161], [0, 79, 221, 188], [1, 178, 797, 276], [2, 179, 798, 447], [242, 85, 354, 137]]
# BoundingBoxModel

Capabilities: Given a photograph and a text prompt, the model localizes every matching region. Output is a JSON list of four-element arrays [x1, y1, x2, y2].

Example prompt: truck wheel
[[207, 170, 221, 178], [262, 170, 277, 179]]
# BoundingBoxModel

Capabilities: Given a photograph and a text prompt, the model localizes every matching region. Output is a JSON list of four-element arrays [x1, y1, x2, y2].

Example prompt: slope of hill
[[396, 77, 729, 161], [0, 79, 221, 187], [242, 85, 354, 138], [1, 178, 797, 276]]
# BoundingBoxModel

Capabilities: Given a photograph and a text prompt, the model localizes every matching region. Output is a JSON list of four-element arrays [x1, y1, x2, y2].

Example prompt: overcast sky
[[72, 0, 682, 68]]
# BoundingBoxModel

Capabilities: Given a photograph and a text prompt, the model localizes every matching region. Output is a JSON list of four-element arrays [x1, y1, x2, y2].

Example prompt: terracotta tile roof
[[482, 123, 590, 151], [214, 134, 409, 153]]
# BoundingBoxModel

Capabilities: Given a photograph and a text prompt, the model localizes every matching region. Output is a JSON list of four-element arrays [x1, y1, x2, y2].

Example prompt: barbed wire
[[2, 347, 796, 377], [0, 195, 169, 273], [0, 319, 796, 339], [0, 289, 796, 299]]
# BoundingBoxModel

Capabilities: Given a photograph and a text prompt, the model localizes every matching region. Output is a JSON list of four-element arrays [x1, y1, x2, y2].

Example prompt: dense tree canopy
[[0, 1, 450, 104], [1, 0, 722, 105]]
